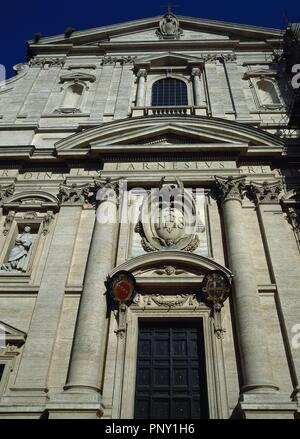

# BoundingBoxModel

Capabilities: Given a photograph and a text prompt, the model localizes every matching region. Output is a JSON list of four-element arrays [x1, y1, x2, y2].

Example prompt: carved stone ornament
[[135, 177, 199, 252], [249, 181, 282, 204], [201, 271, 231, 339], [156, 13, 183, 40], [0, 183, 15, 202], [13, 63, 29, 74], [3, 211, 15, 236], [213, 175, 246, 204], [29, 57, 65, 68], [101, 56, 137, 65], [58, 182, 91, 205], [0, 344, 20, 355], [286, 207, 300, 231], [42, 211, 55, 235], [94, 177, 121, 205], [132, 293, 200, 310], [154, 265, 185, 276]]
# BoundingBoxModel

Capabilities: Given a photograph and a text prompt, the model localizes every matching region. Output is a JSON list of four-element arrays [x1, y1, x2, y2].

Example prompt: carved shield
[[137, 184, 199, 251]]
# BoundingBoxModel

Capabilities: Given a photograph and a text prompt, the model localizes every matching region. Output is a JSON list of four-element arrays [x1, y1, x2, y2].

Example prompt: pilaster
[[10, 183, 90, 400]]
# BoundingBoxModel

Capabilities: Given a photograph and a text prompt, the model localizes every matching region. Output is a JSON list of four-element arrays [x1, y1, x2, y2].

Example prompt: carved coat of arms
[[135, 177, 199, 252], [156, 13, 183, 40]]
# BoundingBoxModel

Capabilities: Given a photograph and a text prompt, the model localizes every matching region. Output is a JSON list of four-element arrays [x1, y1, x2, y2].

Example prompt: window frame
[[151, 77, 189, 107], [145, 74, 193, 108]]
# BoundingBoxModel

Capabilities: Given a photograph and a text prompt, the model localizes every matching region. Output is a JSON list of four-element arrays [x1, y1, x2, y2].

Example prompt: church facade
[[0, 13, 299, 419]]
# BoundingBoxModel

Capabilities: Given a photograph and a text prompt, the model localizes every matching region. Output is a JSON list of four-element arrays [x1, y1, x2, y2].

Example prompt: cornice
[[27, 15, 282, 46], [28, 40, 279, 58]]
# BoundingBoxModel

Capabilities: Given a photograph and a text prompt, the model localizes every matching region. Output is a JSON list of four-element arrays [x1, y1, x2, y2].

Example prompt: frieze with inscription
[[0, 164, 276, 183], [104, 162, 274, 174]]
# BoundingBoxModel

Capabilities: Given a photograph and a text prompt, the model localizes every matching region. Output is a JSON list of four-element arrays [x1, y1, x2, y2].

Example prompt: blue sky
[[0, 0, 298, 78]]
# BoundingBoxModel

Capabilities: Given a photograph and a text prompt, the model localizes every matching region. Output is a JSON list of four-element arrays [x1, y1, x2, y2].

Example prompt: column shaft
[[65, 198, 118, 393], [192, 69, 202, 105], [215, 176, 278, 393], [136, 69, 147, 107], [223, 198, 276, 391]]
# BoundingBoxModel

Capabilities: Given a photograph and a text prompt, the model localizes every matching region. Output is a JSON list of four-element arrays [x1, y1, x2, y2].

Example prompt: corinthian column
[[136, 69, 147, 107], [214, 175, 278, 394], [65, 178, 119, 393]]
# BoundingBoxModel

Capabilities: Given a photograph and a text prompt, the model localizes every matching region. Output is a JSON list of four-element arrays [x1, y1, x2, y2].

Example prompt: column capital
[[94, 177, 123, 206], [213, 175, 246, 204], [58, 182, 91, 206], [249, 181, 282, 205], [191, 67, 201, 77], [137, 68, 147, 79]]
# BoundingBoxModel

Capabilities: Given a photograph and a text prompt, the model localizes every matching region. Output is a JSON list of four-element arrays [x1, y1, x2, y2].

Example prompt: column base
[[0, 389, 105, 419], [63, 383, 101, 394], [231, 392, 297, 419], [241, 383, 279, 393]]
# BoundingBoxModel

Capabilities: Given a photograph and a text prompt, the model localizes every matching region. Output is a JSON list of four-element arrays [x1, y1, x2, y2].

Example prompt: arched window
[[257, 79, 280, 105], [62, 83, 84, 109], [151, 78, 188, 106]]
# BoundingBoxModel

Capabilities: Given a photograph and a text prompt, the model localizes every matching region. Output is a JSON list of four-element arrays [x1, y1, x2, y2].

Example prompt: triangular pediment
[[55, 116, 284, 158], [243, 68, 279, 79], [59, 72, 96, 83], [0, 321, 26, 346], [29, 15, 282, 47], [135, 52, 204, 67]]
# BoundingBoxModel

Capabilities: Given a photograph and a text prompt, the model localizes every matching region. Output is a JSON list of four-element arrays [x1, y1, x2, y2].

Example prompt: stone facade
[[0, 14, 299, 419]]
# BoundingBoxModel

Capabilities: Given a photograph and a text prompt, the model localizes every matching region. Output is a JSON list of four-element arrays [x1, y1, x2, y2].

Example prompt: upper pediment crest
[[156, 13, 183, 40]]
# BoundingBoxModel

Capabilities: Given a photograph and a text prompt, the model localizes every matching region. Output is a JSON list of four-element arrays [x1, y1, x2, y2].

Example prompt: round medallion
[[201, 271, 231, 305], [107, 271, 136, 303]]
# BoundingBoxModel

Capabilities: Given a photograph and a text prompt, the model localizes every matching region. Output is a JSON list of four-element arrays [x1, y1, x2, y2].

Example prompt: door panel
[[134, 320, 209, 419]]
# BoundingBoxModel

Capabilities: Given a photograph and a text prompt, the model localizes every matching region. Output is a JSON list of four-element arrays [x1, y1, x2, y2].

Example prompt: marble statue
[[1, 226, 33, 272]]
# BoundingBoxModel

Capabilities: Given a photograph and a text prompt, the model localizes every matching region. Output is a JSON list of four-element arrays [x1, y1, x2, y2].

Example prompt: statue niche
[[1, 225, 33, 273]]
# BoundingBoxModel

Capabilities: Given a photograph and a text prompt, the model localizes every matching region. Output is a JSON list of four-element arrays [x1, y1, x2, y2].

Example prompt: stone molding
[[59, 72, 96, 83]]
